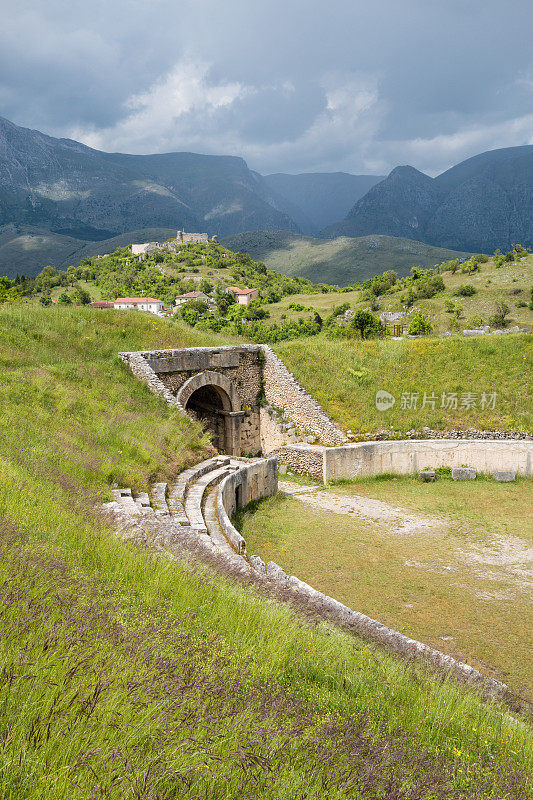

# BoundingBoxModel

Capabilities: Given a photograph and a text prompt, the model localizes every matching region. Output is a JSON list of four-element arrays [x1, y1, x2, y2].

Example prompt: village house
[[113, 297, 164, 314], [174, 290, 211, 309], [91, 301, 114, 309], [226, 286, 259, 306]]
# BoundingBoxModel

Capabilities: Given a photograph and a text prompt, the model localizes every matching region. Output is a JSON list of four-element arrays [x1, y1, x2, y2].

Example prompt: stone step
[[203, 486, 236, 555], [168, 456, 230, 525], [184, 466, 231, 534], [134, 491, 152, 510], [111, 488, 142, 516], [151, 482, 170, 517]]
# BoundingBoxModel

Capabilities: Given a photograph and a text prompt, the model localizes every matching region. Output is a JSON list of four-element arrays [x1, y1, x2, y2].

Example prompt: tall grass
[[275, 334, 533, 434], [0, 305, 531, 798]]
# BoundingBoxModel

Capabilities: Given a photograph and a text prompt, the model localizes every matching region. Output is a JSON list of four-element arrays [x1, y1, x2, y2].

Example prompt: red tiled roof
[[114, 297, 162, 303], [226, 286, 257, 295], [176, 291, 207, 299], [91, 301, 114, 308]]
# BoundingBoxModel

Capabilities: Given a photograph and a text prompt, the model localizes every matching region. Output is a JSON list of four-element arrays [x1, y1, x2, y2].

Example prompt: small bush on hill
[[408, 311, 433, 335], [489, 301, 511, 328], [0, 277, 20, 303], [453, 284, 476, 297]]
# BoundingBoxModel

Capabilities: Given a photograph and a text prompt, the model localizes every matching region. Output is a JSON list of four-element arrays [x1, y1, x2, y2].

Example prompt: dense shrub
[[489, 301, 511, 328], [453, 284, 476, 297], [350, 310, 384, 339], [407, 311, 433, 335]]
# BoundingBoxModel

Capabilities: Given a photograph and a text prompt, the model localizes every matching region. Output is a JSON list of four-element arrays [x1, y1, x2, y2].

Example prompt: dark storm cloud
[[1, 0, 532, 174]]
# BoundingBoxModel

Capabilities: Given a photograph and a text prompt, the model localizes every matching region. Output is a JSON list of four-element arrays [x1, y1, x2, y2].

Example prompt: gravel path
[[278, 481, 444, 536]]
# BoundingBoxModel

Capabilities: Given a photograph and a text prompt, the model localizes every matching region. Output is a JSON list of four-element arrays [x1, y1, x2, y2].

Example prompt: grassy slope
[[0, 225, 179, 279], [275, 334, 533, 435], [265, 255, 533, 331], [238, 476, 533, 699], [0, 305, 531, 798], [376, 255, 533, 334], [220, 231, 470, 285]]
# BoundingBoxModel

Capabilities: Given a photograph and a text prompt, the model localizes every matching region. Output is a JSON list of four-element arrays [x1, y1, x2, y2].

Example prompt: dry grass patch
[[238, 477, 533, 700]]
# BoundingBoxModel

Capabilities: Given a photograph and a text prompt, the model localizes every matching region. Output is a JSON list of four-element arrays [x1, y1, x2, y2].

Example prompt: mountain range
[[1, 113, 532, 279], [323, 146, 533, 252], [263, 172, 383, 233]]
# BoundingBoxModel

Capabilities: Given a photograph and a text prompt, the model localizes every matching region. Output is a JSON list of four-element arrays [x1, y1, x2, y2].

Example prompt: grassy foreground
[[275, 333, 533, 435], [0, 305, 531, 798]]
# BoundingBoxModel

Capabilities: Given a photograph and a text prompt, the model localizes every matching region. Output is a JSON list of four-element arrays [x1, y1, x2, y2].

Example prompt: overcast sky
[[1, 0, 533, 175]]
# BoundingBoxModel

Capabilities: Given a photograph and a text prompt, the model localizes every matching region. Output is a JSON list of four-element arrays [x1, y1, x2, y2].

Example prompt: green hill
[[264, 251, 533, 337], [221, 230, 470, 285], [0, 224, 180, 279], [0, 303, 530, 797]]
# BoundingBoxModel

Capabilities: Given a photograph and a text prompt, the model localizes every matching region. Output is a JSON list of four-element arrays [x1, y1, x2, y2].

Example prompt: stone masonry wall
[[121, 345, 350, 457], [271, 439, 533, 483], [261, 346, 348, 447], [269, 444, 325, 481]]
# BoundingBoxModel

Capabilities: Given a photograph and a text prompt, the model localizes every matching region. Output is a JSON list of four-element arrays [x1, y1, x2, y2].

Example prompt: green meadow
[[0, 305, 531, 798], [275, 333, 533, 435]]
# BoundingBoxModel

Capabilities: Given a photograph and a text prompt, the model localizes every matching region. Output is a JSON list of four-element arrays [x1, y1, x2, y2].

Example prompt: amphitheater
[[112, 344, 533, 702]]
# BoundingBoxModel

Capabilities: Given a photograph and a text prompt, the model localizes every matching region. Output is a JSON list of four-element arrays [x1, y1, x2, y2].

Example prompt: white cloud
[[70, 60, 250, 154], [379, 115, 533, 176], [71, 64, 385, 174]]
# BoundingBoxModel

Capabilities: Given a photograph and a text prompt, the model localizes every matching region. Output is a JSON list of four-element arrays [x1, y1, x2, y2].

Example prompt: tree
[[350, 310, 384, 339], [216, 291, 236, 316], [58, 292, 72, 304], [74, 286, 91, 305], [40, 294, 52, 306], [0, 277, 19, 303], [407, 312, 433, 335], [180, 300, 208, 326], [489, 302, 510, 328]]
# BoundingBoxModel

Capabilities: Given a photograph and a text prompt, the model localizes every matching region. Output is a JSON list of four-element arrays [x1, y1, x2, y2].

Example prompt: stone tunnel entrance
[[177, 370, 244, 456], [185, 384, 230, 454]]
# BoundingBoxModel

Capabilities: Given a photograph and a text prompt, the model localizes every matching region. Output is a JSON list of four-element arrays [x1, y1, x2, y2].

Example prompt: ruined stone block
[[451, 467, 476, 480], [492, 470, 516, 482], [418, 470, 435, 482]]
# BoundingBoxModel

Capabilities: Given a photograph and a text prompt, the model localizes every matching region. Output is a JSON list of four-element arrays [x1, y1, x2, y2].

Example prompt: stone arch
[[177, 370, 241, 412], [177, 370, 243, 455]]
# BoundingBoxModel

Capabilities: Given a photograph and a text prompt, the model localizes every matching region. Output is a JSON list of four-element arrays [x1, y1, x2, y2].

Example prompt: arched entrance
[[176, 371, 244, 455]]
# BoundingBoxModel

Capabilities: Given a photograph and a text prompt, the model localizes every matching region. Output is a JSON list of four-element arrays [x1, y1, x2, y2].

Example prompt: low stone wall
[[322, 439, 533, 482], [274, 439, 533, 482], [250, 558, 508, 700], [261, 346, 348, 446], [217, 457, 278, 555]]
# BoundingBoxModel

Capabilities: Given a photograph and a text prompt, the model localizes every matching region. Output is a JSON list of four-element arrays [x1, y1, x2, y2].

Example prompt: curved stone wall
[[217, 457, 278, 555]]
